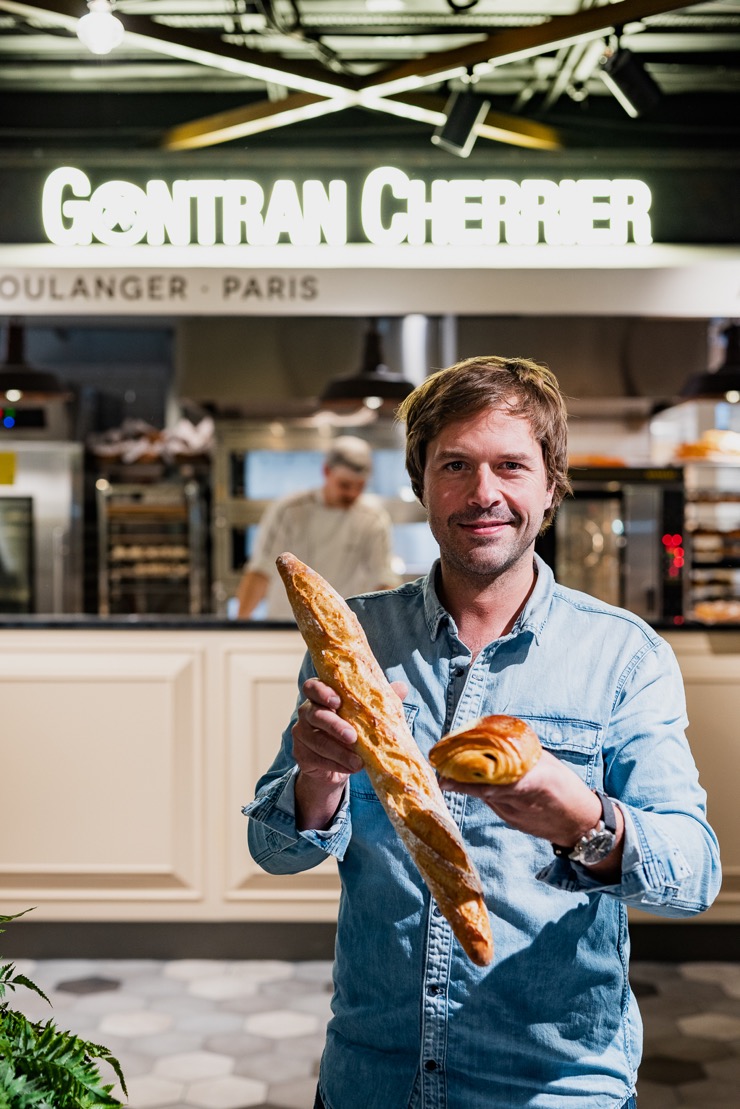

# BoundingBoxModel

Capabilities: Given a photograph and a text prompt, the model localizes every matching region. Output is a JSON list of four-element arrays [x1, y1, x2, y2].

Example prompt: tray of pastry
[[691, 599, 740, 624]]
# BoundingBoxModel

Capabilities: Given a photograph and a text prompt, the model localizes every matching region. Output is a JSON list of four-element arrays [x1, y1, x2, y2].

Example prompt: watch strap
[[552, 790, 617, 858]]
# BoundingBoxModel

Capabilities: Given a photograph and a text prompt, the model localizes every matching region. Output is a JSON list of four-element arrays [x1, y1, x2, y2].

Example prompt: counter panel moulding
[[222, 639, 340, 919], [0, 633, 206, 913]]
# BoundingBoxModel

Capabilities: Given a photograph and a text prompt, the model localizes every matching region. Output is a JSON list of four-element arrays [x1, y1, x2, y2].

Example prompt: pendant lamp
[[679, 323, 740, 402], [0, 320, 66, 398], [319, 320, 416, 412]]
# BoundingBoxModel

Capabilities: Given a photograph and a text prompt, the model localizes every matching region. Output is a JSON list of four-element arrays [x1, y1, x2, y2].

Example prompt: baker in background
[[236, 435, 398, 620]]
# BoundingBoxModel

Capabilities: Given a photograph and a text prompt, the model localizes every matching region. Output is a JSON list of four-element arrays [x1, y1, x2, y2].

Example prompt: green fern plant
[[0, 910, 127, 1108]]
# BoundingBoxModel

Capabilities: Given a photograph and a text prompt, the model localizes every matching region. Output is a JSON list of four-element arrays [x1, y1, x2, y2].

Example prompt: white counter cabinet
[[1, 628, 737, 923]]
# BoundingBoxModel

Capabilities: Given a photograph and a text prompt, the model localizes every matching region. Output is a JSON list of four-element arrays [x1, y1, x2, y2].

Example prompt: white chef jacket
[[246, 488, 398, 620]]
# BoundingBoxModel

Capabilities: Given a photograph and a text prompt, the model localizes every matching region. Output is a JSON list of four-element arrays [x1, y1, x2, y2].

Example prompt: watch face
[[576, 830, 616, 865]]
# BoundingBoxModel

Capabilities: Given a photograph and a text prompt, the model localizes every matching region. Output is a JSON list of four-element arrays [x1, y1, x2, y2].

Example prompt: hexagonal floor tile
[[189, 977, 259, 1002], [243, 1010, 319, 1039], [155, 1051, 234, 1083], [100, 1010, 173, 1038], [266, 1077, 320, 1109], [120, 1074, 185, 1108], [184, 1075, 268, 1108], [56, 975, 121, 995]]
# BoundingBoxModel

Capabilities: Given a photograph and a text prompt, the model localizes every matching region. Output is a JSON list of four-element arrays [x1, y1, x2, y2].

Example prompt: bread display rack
[[96, 480, 207, 616], [684, 461, 740, 624]]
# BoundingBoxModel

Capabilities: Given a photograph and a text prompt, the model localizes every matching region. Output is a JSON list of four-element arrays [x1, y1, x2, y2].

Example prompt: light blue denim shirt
[[244, 555, 721, 1109]]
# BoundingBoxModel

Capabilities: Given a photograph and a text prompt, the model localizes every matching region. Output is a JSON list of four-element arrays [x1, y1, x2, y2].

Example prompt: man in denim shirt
[[244, 356, 721, 1109]]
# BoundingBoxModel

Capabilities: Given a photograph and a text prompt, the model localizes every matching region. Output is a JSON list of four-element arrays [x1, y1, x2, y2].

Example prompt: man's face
[[323, 464, 367, 508], [422, 405, 554, 581]]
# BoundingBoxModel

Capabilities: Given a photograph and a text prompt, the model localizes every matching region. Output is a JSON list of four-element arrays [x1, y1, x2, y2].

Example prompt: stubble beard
[[430, 511, 542, 583]]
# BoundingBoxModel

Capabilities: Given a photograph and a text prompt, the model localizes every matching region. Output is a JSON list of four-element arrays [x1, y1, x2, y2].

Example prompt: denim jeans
[[312, 1092, 637, 1108]]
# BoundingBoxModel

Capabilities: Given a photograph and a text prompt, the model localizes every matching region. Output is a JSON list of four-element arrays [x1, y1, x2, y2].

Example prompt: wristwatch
[[552, 791, 618, 867]]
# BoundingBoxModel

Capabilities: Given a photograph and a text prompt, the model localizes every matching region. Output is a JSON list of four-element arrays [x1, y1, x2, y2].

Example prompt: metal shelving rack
[[96, 480, 206, 616], [684, 461, 740, 624]]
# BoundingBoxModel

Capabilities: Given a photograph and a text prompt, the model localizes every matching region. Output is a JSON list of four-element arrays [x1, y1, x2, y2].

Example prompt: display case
[[684, 462, 740, 624], [96, 480, 207, 616]]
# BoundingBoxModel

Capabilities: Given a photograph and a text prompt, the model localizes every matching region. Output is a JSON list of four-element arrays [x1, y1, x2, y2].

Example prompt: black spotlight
[[599, 48, 663, 118], [431, 88, 491, 158]]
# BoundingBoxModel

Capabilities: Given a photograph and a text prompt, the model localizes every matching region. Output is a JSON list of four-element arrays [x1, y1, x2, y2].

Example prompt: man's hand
[[292, 676, 407, 831], [438, 750, 624, 881]]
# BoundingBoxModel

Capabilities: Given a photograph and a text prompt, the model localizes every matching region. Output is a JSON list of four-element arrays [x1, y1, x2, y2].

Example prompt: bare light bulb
[[77, 0, 125, 55]]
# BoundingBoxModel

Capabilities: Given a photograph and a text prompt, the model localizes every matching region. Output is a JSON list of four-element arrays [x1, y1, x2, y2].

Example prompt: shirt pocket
[[350, 701, 419, 803], [519, 715, 602, 788]]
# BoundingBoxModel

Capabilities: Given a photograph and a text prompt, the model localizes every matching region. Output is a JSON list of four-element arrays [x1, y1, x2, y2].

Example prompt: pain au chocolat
[[429, 715, 542, 785], [275, 552, 493, 967]]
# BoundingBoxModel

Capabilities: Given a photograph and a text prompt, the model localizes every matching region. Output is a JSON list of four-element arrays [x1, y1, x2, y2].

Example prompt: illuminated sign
[[42, 166, 653, 249]]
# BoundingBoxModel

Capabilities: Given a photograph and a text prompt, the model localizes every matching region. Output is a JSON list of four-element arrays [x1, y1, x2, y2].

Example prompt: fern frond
[[0, 908, 36, 933], [0, 968, 50, 1005], [0, 1056, 47, 1108], [0, 907, 126, 1106]]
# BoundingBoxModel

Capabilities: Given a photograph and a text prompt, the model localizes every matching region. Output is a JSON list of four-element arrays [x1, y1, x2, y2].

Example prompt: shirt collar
[[421, 552, 554, 644]]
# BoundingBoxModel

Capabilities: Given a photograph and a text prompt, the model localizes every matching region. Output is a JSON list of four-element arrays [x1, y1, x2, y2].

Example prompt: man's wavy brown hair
[[396, 355, 571, 531]]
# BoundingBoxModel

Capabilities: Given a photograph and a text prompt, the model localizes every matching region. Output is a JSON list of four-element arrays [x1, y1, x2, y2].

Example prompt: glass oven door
[[549, 494, 624, 608], [0, 497, 34, 613]]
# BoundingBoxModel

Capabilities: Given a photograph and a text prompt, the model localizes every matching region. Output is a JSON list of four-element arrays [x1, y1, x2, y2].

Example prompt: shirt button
[[454, 666, 466, 677], [428, 984, 443, 995], [424, 1059, 438, 1071]]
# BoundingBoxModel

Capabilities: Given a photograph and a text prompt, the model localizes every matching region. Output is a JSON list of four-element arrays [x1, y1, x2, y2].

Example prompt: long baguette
[[276, 551, 493, 966]]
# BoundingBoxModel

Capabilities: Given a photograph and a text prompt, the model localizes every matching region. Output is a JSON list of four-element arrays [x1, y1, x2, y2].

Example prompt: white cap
[[325, 436, 372, 474]]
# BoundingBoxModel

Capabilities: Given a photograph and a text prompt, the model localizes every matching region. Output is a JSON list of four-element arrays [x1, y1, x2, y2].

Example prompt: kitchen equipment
[[96, 479, 207, 616], [536, 466, 685, 624], [0, 441, 83, 614]]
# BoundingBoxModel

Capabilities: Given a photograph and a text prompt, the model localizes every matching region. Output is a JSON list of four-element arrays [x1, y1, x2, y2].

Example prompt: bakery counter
[[1, 626, 738, 925], [0, 625, 328, 924], [0, 615, 294, 630]]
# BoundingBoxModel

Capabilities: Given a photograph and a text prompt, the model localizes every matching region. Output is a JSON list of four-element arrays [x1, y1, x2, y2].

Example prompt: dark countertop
[[0, 616, 738, 632], [0, 615, 298, 630]]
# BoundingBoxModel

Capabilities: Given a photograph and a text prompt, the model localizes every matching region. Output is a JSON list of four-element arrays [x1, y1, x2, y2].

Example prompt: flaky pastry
[[429, 714, 542, 785]]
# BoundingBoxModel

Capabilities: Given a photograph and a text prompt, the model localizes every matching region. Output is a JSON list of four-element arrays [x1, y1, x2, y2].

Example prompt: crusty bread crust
[[429, 715, 542, 785], [276, 551, 493, 966]]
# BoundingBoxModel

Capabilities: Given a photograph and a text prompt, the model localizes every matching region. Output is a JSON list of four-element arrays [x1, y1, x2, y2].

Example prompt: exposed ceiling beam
[[363, 93, 563, 150], [0, 0, 708, 152], [163, 87, 563, 151], [160, 0, 693, 150], [163, 91, 351, 150]]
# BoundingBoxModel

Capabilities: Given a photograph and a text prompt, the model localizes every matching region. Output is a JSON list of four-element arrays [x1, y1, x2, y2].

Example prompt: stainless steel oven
[[0, 441, 83, 613], [536, 466, 685, 624]]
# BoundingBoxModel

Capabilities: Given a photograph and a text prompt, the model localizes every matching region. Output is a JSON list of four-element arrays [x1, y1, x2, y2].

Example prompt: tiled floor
[[5, 956, 740, 1107]]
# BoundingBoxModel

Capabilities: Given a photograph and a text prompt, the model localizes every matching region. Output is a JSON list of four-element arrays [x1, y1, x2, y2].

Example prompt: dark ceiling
[[0, 0, 739, 160]]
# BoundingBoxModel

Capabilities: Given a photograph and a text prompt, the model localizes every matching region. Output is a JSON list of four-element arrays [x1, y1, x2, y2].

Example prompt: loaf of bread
[[429, 715, 542, 785], [276, 551, 493, 967]]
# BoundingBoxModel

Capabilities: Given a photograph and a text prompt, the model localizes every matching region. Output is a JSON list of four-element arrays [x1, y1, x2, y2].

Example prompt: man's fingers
[[390, 679, 409, 701], [302, 676, 341, 711]]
